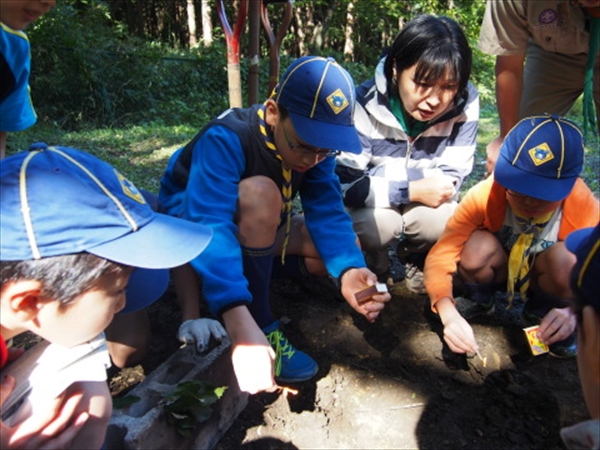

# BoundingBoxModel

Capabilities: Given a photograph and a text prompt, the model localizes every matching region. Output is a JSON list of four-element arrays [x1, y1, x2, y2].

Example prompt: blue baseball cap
[[0, 144, 212, 268], [274, 56, 362, 154], [566, 223, 600, 310], [121, 267, 170, 314], [494, 115, 584, 202]]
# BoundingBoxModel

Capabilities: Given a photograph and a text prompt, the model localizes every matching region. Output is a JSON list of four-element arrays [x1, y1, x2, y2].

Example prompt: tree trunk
[[293, 6, 307, 55], [201, 0, 213, 46], [343, 2, 354, 62], [309, 0, 335, 53], [187, 0, 198, 47]]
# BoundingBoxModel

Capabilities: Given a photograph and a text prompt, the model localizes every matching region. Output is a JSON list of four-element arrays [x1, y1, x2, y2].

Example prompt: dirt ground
[[109, 257, 589, 450]]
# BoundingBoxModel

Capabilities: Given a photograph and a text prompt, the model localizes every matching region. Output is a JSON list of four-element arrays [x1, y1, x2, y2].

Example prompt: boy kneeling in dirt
[[424, 114, 599, 358], [159, 56, 391, 394], [0, 144, 212, 448]]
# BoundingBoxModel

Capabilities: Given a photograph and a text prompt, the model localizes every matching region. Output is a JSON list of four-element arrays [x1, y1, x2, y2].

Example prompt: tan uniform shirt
[[479, 0, 592, 56]]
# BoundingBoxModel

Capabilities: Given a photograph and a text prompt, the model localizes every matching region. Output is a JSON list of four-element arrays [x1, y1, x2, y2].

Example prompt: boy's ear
[[2, 280, 45, 321], [264, 99, 280, 127]]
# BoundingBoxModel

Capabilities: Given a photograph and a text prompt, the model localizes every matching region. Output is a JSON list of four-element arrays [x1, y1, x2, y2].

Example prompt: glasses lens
[[283, 121, 338, 157]]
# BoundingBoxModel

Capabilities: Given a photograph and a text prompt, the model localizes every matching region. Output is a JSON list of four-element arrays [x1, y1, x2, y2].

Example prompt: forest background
[[9, 0, 599, 195]]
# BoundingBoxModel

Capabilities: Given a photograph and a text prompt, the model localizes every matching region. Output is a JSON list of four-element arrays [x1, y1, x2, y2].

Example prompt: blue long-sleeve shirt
[[159, 105, 365, 316], [0, 23, 36, 132]]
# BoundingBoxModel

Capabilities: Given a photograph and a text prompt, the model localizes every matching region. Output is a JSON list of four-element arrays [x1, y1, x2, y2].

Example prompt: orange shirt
[[424, 176, 599, 310]]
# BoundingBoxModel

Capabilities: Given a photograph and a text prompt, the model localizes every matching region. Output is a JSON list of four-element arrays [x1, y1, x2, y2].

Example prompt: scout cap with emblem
[[0, 143, 213, 269], [494, 114, 585, 202], [274, 56, 362, 154]]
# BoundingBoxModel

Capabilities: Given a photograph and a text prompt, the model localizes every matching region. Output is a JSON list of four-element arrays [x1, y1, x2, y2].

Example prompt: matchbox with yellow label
[[523, 325, 550, 356]]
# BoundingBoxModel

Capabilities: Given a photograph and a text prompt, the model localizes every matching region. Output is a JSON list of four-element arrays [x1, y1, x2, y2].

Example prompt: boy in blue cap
[[424, 114, 599, 358], [160, 56, 391, 394], [0, 143, 212, 448], [561, 223, 600, 449]]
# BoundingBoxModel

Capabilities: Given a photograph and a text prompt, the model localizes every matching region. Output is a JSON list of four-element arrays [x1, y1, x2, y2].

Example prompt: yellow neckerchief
[[507, 210, 554, 306], [257, 103, 292, 264]]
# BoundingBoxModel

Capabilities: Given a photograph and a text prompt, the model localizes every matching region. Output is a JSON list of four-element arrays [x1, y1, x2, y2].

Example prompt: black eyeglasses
[[506, 189, 528, 199], [282, 121, 340, 158]]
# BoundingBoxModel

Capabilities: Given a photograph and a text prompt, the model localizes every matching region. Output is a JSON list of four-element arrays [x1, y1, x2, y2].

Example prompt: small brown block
[[354, 283, 388, 304]]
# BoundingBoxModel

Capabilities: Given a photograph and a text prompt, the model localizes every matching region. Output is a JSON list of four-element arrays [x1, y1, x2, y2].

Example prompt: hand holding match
[[476, 349, 487, 367]]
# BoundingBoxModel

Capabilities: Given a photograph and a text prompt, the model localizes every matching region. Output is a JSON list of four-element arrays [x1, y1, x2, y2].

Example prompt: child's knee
[[533, 242, 577, 297], [460, 230, 504, 270], [105, 310, 151, 368], [108, 340, 150, 368], [239, 176, 282, 212]]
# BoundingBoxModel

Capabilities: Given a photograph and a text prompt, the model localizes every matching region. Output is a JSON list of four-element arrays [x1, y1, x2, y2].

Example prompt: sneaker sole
[[275, 365, 319, 383]]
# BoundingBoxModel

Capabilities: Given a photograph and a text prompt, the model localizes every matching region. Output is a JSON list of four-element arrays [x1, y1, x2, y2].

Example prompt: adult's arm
[[495, 54, 526, 138], [485, 54, 526, 175]]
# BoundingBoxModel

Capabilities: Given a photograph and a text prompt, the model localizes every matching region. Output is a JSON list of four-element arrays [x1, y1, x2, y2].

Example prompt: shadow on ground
[[109, 272, 587, 450]]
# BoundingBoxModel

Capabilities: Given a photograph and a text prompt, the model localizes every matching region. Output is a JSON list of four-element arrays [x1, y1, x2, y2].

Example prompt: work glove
[[177, 318, 227, 353]]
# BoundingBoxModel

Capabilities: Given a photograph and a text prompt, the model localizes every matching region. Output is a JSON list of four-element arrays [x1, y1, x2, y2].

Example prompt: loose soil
[[109, 266, 589, 450]]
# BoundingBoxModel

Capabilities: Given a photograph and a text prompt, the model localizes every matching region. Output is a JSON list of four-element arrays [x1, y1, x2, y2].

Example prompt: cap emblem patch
[[527, 143, 554, 166], [326, 88, 349, 114], [116, 170, 146, 204]]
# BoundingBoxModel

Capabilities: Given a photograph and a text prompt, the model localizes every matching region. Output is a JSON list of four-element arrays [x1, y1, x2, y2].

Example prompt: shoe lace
[[266, 329, 296, 377]]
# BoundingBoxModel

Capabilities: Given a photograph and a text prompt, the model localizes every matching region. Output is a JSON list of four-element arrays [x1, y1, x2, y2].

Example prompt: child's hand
[[222, 306, 277, 394], [1, 376, 89, 449], [439, 302, 479, 354], [178, 318, 228, 352], [231, 341, 277, 394], [340, 268, 391, 322], [538, 307, 576, 345]]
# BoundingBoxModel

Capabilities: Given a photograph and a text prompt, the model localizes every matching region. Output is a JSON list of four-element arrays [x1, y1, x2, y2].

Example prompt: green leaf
[[214, 386, 228, 398], [112, 395, 141, 409], [160, 380, 228, 436]]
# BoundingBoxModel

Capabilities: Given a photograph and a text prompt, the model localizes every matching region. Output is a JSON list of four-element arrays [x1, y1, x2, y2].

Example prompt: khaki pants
[[348, 201, 457, 274], [521, 41, 600, 132]]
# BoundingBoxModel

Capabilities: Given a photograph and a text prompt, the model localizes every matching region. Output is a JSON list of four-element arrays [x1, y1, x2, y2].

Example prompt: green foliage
[[9, 120, 197, 191], [160, 381, 227, 437], [24, 0, 495, 128], [113, 395, 141, 409], [10, 0, 596, 202], [28, 2, 229, 129], [284, 0, 494, 107]]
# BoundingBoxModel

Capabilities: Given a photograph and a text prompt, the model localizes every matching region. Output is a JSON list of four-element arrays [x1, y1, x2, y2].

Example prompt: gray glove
[[177, 318, 227, 353]]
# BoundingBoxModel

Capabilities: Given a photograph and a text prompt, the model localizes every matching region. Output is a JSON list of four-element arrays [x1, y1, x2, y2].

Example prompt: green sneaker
[[263, 322, 318, 383]]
